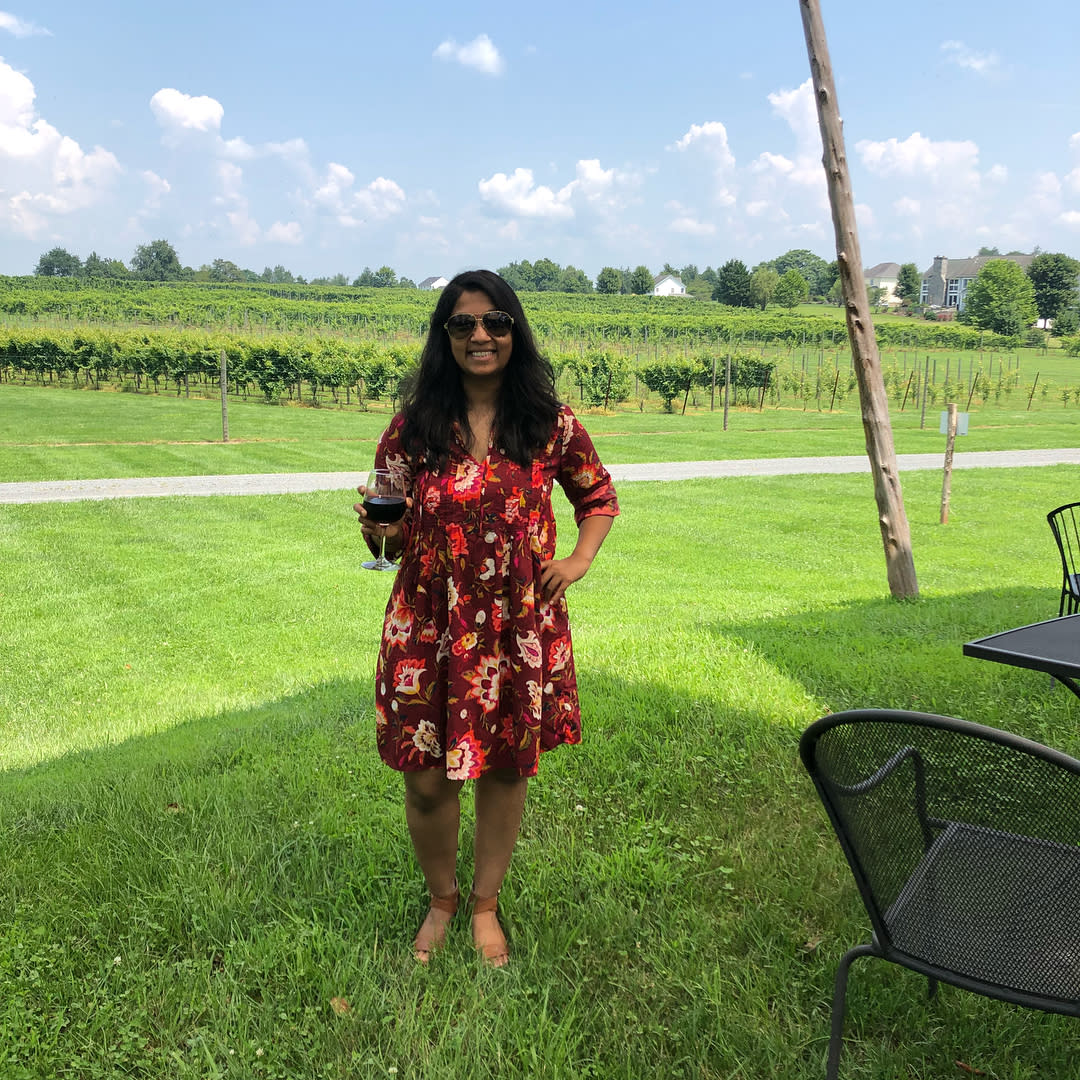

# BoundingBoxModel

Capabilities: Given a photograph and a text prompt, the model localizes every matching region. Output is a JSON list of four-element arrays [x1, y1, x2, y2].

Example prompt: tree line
[[32, 241, 418, 290], [28, 240, 1080, 337]]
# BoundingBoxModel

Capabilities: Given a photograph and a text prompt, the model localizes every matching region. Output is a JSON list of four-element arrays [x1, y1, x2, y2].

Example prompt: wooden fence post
[[220, 349, 229, 443], [940, 403, 958, 524]]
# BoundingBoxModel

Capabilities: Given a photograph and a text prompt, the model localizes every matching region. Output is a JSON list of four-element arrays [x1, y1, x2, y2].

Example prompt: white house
[[418, 275, 449, 290], [863, 261, 902, 305], [920, 254, 1034, 311], [652, 273, 687, 297]]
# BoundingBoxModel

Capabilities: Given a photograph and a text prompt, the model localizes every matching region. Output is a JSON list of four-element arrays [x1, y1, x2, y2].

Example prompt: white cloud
[[266, 220, 303, 244], [0, 58, 121, 237], [673, 120, 737, 204], [313, 164, 406, 225], [758, 81, 826, 194], [433, 34, 504, 76], [216, 161, 244, 203], [857, 131, 980, 184], [355, 176, 406, 219], [1060, 211, 1080, 228], [669, 215, 715, 236], [752, 152, 794, 176], [220, 136, 256, 160], [1030, 171, 1063, 216], [140, 169, 170, 209], [0, 12, 50, 37], [150, 88, 224, 134], [266, 138, 308, 163], [478, 167, 574, 219], [674, 121, 735, 167], [225, 209, 259, 245], [894, 196, 921, 217], [767, 80, 819, 151], [940, 40, 999, 75], [562, 158, 640, 215], [573, 158, 614, 199], [0, 55, 34, 128]]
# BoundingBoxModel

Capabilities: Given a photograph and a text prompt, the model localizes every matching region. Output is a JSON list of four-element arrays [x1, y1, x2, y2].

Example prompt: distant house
[[920, 254, 1034, 311], [652, 273, 687, 297], [863, 261, 901, 305], [418, 275, 449, 291]]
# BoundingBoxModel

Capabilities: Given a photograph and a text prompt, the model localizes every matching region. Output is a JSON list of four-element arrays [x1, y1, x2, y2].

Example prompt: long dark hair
[[399, 270, 561, 469]]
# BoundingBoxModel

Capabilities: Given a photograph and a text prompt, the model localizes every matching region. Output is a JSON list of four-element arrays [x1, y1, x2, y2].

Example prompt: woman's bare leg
[[471, 769, 529, 966], [403, 770, 463, 959]]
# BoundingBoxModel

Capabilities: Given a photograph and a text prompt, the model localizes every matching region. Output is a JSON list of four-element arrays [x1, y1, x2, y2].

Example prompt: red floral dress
[[373, 405, 619, 779]]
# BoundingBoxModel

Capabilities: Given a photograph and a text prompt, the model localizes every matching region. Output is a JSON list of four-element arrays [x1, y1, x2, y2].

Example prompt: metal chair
[[800, 709, 1080, 1079], [1047, 502, 1080, 616]]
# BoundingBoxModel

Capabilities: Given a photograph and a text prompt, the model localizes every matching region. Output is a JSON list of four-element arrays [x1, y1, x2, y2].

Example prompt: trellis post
[[220, 349, 229, 443]]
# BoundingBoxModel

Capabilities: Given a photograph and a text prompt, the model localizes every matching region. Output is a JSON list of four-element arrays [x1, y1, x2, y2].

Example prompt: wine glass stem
[[379, 531, 388, 564]]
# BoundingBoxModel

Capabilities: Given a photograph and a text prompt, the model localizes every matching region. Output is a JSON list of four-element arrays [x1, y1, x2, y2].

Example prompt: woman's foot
[[413, 886, 458, 963], [470, 893, 509, 968]]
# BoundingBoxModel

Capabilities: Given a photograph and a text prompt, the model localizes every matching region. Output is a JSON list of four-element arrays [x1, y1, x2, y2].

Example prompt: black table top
[[964, 615, 1080, 682]]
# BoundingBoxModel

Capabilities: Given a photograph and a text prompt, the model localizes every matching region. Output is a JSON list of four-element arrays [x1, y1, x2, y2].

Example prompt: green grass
[[4, 382, 1080, 485], [3, 467, 1079, 1077]]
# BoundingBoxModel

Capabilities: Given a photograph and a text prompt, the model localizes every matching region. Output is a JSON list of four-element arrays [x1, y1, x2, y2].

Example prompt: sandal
[[469, 892, 509, 968], [413, 885, 459, 964]]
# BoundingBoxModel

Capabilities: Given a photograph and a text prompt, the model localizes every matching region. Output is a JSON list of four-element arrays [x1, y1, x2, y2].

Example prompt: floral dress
[[373, 405, 619, 779]]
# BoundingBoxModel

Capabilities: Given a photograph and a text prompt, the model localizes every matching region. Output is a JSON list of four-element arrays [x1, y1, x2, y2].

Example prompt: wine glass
[[361, 468, 407, 572]]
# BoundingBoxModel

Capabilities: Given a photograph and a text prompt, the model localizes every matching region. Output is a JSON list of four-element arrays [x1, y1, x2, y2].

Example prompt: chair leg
[[826, 944, 877, 1080]]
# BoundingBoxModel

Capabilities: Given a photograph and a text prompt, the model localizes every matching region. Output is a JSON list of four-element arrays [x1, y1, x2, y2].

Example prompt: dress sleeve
[[373, 414, 417, 551], [555, 407, 620, 526]]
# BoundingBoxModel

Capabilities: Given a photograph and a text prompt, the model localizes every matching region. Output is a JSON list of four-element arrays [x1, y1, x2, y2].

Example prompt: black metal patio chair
[[1047, 502, 1080, 616], [800, 708, 1080, 1079]]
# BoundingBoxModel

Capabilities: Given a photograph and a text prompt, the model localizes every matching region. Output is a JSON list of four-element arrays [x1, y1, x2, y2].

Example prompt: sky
[[2, 1, 1080, 283]]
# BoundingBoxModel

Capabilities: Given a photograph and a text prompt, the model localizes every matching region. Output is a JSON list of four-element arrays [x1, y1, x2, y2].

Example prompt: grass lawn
[[3, 463, 1080, 1077], [4, 382, 1080, 485]]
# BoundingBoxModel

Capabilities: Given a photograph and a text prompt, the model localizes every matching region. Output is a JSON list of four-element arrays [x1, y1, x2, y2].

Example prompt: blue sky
[[2, 1, 1079, 282]]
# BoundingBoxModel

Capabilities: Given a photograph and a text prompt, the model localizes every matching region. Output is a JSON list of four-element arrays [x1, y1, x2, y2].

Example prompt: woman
[[355, 269, 618, 967]]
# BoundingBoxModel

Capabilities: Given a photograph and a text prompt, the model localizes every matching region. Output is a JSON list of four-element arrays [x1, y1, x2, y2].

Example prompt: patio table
[[964, 615, 1080, 700]]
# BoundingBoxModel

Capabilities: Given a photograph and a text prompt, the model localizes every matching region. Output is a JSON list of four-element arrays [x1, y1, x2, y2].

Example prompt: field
[[3, 284, 1080, 1077], [3, 278, 1079, 422]]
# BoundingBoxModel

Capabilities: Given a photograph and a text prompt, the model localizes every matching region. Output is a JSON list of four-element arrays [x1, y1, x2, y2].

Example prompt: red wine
[[363, 496, 406, 524]]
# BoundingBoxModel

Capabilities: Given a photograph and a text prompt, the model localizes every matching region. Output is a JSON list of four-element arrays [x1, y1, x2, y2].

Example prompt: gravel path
[[2, 448, 1079, 504]]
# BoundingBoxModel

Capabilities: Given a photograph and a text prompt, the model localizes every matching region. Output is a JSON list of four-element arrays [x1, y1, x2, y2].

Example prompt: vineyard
[[1, 276, 1076, 413]]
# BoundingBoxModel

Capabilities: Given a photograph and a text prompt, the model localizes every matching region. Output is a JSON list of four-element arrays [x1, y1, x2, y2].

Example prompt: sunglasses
[[443, 310, 515, 340]]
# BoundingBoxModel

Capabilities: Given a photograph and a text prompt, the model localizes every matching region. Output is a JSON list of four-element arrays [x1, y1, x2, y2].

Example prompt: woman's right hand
[[354, 484, 411, 555]]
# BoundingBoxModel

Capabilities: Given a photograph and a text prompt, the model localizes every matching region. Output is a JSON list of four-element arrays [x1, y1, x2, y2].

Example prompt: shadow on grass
[[711, 584, 1080, 753], [1, 658, 1074, 1078]]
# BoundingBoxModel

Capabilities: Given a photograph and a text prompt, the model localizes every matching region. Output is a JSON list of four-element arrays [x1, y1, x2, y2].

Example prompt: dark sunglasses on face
[[443, 310, 515, 340]]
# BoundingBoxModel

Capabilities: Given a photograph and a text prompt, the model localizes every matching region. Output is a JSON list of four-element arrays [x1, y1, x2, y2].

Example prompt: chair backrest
[[1047, 502, 1080, 588], [800, 709, 1080, 964]]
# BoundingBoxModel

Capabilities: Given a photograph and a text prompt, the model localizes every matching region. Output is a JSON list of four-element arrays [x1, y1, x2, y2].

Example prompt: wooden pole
[[940, 403, 958, 525], [219, 349, 229, 443], [800, 0, 918, 598], [900, 370, 914, 412], [919, 355, 930, 430], [723, 354, 731, 431]]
